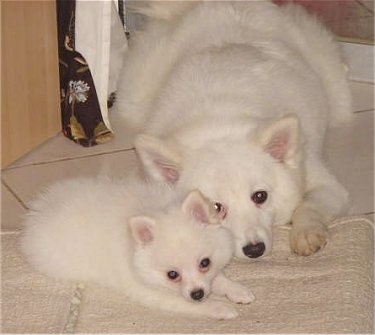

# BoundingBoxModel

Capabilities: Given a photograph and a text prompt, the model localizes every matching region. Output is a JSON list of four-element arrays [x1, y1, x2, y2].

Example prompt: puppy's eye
[[167, 270, 180, 281], [214, 202, 223, 212], [251, 190, 268, 205], [214, 202, 227, 219], [199, 258, 210, 269]]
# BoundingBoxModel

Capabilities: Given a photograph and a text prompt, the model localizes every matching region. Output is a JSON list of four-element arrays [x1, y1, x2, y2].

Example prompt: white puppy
[[114, 1, 352, 258], [20, 178, 254, 319]]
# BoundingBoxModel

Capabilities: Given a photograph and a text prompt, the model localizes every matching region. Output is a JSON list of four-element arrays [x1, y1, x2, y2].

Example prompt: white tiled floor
[[1, 81, 374, 232]]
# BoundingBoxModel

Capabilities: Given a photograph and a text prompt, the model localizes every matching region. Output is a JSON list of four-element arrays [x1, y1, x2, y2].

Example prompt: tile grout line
[[2, 147, 136, 172], [355, 0, 375, 15], [348, 211, 375, 219], [1, 179, 29, 210], [353, 108, 375, 113], [349, 79, 375, 85]]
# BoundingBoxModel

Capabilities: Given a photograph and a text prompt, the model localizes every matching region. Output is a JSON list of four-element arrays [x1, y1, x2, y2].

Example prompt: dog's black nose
[[242, 242, 265, 258], [190, 289, 204, 301]]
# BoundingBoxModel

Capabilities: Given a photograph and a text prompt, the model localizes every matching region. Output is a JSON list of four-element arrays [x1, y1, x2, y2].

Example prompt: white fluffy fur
[[114, 1, 352, 258], [21, 178, 255, 319]]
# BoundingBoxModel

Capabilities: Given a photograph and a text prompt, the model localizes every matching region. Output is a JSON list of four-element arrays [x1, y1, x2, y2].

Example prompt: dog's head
[[130, 189, 233, 302], [134, 114, 304, 259]]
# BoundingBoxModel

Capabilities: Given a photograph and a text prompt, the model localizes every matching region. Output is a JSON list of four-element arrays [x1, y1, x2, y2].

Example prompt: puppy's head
[[134, 114, 304, 260], [129, 190, 233, 302]]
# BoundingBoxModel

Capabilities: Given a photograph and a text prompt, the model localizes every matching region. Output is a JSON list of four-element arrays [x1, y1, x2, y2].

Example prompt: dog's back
[[116, 1, 351, 135], [126, 0, 194, 20]]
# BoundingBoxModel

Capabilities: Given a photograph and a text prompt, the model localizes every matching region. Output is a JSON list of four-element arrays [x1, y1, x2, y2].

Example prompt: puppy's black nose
[[242, 242, 265, 258], [190, 289, 204, 301]]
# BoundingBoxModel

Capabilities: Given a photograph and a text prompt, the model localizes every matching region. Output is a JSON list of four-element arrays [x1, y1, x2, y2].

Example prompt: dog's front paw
[[225, 283, 255, 304], [204, 301, 239, 320], [289, 220, 328, 256]]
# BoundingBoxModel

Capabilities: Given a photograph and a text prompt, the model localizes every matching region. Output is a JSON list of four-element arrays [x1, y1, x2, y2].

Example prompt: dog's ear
[[182, 190, 219, 225], [255, 114, 302, 166], [134, 134, 182, 184], [129, 216, 155, 245]]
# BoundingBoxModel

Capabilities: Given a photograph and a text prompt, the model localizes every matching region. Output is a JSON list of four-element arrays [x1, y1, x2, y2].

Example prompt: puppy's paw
[[289, 220, 328, 256], [225, 283, 255, 304], [204, 301, 239, 320]]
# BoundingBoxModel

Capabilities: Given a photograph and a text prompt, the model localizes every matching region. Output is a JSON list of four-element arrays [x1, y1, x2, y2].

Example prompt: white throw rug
[[2, 217, 373, 333]]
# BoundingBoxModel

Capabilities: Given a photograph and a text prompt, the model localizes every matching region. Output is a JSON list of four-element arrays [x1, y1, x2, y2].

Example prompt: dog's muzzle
[[190, 289, 205, 301], [242, 242, 266, 258]]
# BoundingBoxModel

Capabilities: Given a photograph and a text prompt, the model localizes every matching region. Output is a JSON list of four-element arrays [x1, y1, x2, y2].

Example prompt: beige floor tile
[[342, 43, 374, 83], [325, 110, 374, 216], [1, 183, 27, 231], [7, 112, 137, 168], [2, 150, 138, 231], [350, 81, 374, 112], [308, 0, 374, 43]]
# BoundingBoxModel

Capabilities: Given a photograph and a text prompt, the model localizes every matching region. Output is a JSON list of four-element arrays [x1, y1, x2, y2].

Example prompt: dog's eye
[[251, 190, 268, 205], [199, 258, 211, 273], [167, 270, 180, 281], [214, 202, 223, 212], [199, 258, 210, 269], [214, 202, 227, 219]]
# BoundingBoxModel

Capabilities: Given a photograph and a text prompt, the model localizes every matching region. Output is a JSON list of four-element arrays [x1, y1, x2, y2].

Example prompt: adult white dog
[[114, 1, 352, 259]]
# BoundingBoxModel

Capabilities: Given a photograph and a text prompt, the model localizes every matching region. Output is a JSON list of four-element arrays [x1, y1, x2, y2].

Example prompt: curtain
[[56, 0, 127, 147]]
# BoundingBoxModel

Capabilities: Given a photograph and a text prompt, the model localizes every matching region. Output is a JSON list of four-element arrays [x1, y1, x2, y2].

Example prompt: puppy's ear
[[255, 114, 302, 167], [129, 216, 155, 245], [134, 134, 182, 184], [182, 190, 219, 225]]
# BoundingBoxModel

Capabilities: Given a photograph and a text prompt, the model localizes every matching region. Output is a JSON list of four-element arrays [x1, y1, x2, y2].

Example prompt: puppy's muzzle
[[242, 242, 265, 258]]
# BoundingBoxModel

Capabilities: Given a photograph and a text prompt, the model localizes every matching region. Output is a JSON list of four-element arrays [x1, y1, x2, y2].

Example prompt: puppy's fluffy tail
[[126, 1, 196, 20]]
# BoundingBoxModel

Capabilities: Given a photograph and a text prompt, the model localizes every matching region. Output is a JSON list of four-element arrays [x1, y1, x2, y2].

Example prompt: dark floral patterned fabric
[[56, 0, 113, 147]]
